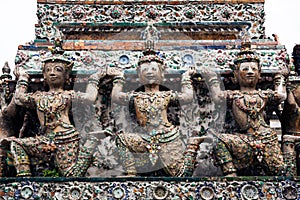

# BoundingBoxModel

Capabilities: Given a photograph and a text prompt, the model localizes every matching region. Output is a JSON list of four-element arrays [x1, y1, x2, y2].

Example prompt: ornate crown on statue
[[41, 38, 74, 70], [138, 50, 164, 66], [137, 28, 165, 69], [232, 38, 260, 70]]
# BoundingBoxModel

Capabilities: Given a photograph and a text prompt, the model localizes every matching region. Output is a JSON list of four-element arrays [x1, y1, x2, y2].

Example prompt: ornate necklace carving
[[233, 91, 268, 130], [134, 91, 170, 127], [37, 92, 69, 128]]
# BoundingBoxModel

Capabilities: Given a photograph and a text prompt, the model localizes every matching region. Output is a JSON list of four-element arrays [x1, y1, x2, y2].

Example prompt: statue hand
[[107, 67, 124, 77], [200, 66, 217, 80], [94, 67, 106, 79], [183, 66, 196, 77], [278, 64, 290, 78], [15, 67, 29, 80]]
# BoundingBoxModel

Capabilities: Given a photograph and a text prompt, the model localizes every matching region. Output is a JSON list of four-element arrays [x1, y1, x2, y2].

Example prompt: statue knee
[[115, 135, 136, 176], [212, 141, 237, 176], [62, 147, 93, 177], [10, 141, 31, 177]]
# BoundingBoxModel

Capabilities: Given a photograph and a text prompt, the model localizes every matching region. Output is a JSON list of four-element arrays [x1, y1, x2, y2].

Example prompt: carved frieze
[[35, 3, 265, 40], [16, 47, 288, 75], [0, 178, 298, 199]]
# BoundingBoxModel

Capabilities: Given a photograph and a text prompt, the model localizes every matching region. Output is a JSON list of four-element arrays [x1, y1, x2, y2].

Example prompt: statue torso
[[133, 90, 174, 131], [229, 90, 269, 133], [35, 91, 73, 132]]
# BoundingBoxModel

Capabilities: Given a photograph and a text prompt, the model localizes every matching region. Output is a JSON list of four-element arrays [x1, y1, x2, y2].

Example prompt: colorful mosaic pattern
[[0, 177, 299, 199], [3, 0, 295, 197], [16, 47, 289, 74], [35, 3, 265, 40]]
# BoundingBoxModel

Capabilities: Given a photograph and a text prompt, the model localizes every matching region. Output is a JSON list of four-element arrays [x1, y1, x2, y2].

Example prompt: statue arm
[[177, 68, 195, 104], [73, 68, 106, 103], [14, 73, 36, 109], [111, 75, 131, 105], [272, 63, 289, 103], [201, 67, 226, 104], [285, 89, 298, 110], [1, 96, 17, 119], [273, 73, 287, 104], [0, 83, 16, 118]]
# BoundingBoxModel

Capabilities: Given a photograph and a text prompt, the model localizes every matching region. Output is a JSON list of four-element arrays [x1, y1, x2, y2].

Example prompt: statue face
[[235, 61, 260, 88], [43, 61, 68, 88], [138, 61, 164, 85]]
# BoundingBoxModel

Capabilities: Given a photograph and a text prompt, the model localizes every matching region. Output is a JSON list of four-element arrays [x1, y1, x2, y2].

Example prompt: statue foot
[[225, 173, 237, 177], [118, 174, 137, 178], [118, 170, 137, 177]]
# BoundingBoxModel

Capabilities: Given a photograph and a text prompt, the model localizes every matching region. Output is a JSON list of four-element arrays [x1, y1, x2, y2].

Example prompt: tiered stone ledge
[[21, 39, 280, 51], [0, 176, 298, 199], [37, 0, 265, 5]]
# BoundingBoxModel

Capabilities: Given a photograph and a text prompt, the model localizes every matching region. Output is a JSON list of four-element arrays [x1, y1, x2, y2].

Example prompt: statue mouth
[[49, 77, 58, 81], [145, 75, 154, 79]]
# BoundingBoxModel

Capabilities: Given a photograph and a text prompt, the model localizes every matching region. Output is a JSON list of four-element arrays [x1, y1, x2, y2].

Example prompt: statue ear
[[233, 70, 238, 78], [258, 70, 262, 81], [65, 71, 70, 80], [161, 70, 165, 79], [232, 70, 238, 84], [64, 70, 71, 86]]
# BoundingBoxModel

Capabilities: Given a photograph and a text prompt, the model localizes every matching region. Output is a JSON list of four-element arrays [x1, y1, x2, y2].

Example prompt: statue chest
[[36, 92, 71, 116], [231, 92, 268, 130], [133, 92, 171, 126]]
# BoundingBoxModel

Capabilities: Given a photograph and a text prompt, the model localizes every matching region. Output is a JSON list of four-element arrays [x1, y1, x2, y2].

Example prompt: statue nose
[[49, 71, 56, 77], [247, 68, 254, 74], [49, 68, 56, 75], [146, 70, 154, 74]]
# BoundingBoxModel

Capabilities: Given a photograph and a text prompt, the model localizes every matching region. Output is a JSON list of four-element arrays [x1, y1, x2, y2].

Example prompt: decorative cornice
[[15, 44, 288, 75], [35, 3, 265, 40], [19, 38, 279, 51], [0, 177, 297, 200], [37, 0, 265, 5]]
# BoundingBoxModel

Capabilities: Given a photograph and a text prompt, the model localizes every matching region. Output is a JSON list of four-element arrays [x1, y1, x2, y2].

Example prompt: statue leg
[[160, 138, 185, 176], [213, 133, 258, 176], [158, 136, 205, 177], [10, 141, 31, 177], [54, 140, 80, 176], [62, 146, 93, 177], [262, 142, 284, 176], [182, 137, 206, 177], [295, 142, 300, 175], [282, 135, 298, 176], [214, 140, 237, 176], [62, 133, 99, 177], [115, 133, 143, 176]]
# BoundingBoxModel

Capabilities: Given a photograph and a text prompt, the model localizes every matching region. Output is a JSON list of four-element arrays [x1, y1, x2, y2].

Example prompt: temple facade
[[0, 0, 299, 199]]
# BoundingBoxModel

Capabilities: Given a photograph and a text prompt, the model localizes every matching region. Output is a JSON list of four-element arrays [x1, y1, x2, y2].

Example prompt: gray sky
[[0, 0, 299, 70]]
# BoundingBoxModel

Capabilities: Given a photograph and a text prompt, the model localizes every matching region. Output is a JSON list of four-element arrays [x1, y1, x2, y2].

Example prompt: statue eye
[[141, 68, 147, 72], [241, 67, 249, 71], [55, 66, 64, 72]]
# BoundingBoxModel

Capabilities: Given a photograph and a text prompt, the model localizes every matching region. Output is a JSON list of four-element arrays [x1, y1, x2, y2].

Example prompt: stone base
[[0, 177, 299, 199]]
